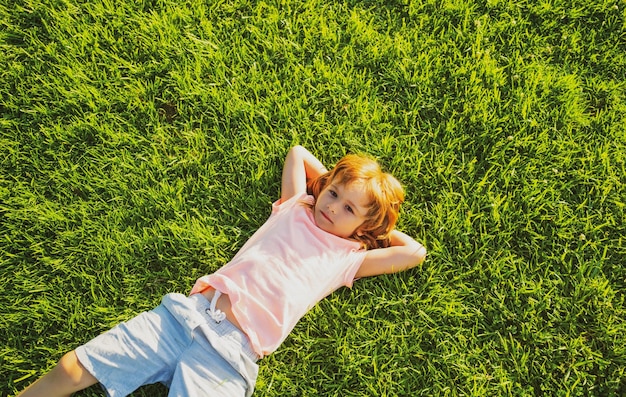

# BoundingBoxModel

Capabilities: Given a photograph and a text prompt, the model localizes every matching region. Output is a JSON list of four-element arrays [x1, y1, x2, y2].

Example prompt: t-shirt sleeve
[[343, 248, 368, 288]]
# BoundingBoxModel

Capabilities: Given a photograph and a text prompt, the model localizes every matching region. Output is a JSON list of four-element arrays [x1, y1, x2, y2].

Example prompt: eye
[[329, 190, 337, 198], [345, 205, 354, 214]]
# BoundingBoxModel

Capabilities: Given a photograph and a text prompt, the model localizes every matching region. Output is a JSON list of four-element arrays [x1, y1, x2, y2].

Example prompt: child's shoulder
[[273, 192, 313, 212]]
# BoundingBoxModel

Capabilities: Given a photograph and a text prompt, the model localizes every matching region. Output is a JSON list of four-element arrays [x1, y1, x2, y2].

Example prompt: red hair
[[307, 154, 404, 249]]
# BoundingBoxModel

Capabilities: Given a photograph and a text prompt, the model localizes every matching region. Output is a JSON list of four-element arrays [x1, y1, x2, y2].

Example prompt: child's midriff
[[200, 288, 244, 332]]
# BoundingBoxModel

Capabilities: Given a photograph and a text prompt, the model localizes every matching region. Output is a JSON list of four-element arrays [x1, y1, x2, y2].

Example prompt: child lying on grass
[[18, 145, 426, 397]]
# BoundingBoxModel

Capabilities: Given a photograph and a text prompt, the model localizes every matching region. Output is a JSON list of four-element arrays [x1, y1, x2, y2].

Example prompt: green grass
[[2, 0, 625, 395]]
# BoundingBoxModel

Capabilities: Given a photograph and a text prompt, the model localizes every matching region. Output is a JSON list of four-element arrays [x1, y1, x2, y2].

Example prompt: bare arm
[[355, 230, 426, 278], [280, 145, 328, 203]]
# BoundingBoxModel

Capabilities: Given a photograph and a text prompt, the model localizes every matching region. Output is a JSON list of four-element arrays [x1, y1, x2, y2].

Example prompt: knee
[[52, 351, 97, 389], [16, 352, 96, 397]]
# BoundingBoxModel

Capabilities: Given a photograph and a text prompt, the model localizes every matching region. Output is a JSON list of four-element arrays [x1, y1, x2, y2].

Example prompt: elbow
[[290, 145, 307, 157], [419, 245, 427, 263], [412, 244, 427, 267]]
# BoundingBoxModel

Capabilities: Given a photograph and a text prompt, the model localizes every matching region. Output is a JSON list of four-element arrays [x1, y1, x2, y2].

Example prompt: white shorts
[[75, 293, 259, 397]]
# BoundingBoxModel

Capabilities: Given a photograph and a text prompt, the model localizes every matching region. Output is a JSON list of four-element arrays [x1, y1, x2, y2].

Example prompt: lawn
[[1, 0, 625, 395]]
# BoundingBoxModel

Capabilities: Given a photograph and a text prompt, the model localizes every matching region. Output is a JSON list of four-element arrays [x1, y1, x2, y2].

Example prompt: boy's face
[[314, 181, 369, 239]]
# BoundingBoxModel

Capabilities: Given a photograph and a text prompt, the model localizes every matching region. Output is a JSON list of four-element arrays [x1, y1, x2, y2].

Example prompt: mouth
[[321, 211, 333, 224]]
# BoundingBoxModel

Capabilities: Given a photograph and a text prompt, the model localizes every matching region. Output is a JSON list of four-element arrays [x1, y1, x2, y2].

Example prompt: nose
[[328, 203, 336, 214]]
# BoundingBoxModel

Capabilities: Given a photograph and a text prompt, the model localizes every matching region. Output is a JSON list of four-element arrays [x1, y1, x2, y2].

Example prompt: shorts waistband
[[188, 293, 259, 362]]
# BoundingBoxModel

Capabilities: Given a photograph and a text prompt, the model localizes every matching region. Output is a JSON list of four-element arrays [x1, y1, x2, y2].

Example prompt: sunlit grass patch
[[2, 0, 625, 395]]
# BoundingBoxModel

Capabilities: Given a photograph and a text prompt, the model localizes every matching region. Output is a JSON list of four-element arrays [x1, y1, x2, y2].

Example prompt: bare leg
[[16, 351, 98, 397]]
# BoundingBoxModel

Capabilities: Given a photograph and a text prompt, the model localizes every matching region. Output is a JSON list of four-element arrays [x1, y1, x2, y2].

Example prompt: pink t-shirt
[[190, 192, 367, 357]]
